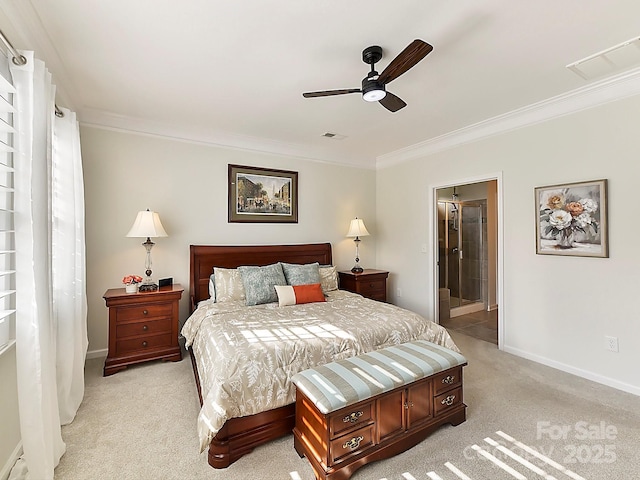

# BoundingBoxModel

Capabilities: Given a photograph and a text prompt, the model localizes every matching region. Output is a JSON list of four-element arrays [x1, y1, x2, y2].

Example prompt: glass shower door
[[438, 201, 484, 311], [459, 204, 483, 307]]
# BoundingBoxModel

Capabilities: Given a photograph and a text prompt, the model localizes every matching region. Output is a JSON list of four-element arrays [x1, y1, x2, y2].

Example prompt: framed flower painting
[[535, 179, 608, 257]]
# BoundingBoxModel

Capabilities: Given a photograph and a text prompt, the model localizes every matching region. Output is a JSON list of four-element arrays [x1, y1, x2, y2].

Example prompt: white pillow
[[213, 267, 246, 303], [208, 274, 216, 300], [319, 265, 338, 293]]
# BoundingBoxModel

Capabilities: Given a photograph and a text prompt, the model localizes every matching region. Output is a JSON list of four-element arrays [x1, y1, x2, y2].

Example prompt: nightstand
[[338, 269, 389, 302], [103, 284, 184, 376]]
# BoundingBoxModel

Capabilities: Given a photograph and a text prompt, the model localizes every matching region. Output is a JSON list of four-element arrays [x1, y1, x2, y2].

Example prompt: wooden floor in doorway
[[440, 309, 498, 345]]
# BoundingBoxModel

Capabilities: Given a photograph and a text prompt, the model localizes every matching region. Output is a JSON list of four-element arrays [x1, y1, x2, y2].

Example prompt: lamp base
[[351, 266, 364, 273], [138, 283, 158, 292]]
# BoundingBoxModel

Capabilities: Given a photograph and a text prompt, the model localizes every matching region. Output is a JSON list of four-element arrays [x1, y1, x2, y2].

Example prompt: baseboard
[[502, 345, 640, 396], [488, 303, 498, 312], [0, 442, 22, 480], [86, 348, 107, 360], [450, 302, 485, 317]]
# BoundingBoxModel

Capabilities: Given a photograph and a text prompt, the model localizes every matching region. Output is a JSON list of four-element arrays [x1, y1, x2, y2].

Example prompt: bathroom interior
[[436, 180, 498, 344]]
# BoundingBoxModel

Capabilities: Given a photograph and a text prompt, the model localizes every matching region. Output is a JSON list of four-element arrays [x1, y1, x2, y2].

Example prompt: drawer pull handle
[[142, 325, 148, 331], [441, 395, 456, 406], [143, 310, 148, 315], [342, 436, 364, 450], [442, 375, 456, 385], [142, 341, 148, 347], [342, 411, 363, 423], [404, 401, 414, 410]]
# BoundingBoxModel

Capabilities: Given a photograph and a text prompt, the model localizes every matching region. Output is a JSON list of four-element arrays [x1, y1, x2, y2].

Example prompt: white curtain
[[9, 51, 87, 480]]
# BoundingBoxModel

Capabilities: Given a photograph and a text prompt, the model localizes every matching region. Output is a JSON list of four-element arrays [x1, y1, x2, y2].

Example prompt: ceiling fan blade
[[379, 92, 406, 112], [303, 88, 361, 98], [377, 39, 433, 85]]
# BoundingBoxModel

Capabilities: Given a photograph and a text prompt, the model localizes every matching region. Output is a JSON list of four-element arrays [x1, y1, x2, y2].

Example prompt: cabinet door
[[377, 389, 405, 442], [406, 379, 432, 429]]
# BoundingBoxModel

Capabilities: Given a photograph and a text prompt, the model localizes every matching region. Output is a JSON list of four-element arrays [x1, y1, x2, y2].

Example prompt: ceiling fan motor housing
[[361, 76, 386, 102]]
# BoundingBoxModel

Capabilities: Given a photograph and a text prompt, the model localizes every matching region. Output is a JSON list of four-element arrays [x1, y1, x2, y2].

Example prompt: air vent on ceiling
[[322, 132, 346, 140], [567, 35, 640, 80]]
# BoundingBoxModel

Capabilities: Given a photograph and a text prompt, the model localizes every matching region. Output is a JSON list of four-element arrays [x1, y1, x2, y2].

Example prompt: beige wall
[[376, 94, 640, 394], [0, 346, 20, 479], [81, 126, 376, 354]]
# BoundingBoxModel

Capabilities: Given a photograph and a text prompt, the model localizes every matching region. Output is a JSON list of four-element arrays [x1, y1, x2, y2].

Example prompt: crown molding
[[0, 0, 78, 111], [80, 108, 375, 170], [376, 67, 640, 169]]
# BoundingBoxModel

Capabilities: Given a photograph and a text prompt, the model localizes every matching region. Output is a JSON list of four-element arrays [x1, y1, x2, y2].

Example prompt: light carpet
[[54, 331, 640, 479]]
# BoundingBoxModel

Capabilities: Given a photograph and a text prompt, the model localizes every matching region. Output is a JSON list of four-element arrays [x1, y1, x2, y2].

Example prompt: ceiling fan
[[302, 39, 433, 113]]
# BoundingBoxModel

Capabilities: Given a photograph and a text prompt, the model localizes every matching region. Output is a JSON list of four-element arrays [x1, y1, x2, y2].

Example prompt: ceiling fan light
[[363, 89, 386, 102]]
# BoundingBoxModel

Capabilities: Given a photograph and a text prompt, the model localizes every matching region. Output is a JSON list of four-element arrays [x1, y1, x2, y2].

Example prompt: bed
[[183, 243, 460, 469]]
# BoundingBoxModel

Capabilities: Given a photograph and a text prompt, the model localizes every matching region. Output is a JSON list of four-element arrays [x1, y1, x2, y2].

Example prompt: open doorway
[[435, 179, 499, 345]]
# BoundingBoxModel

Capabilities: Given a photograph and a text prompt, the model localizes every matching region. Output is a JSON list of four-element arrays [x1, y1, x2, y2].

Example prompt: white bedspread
[[181, 290, 459, 451]]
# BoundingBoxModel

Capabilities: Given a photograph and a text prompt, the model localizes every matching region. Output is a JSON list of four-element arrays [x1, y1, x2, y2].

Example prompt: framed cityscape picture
[[534, 179, 608, 257], [228, 164, 298, 223]]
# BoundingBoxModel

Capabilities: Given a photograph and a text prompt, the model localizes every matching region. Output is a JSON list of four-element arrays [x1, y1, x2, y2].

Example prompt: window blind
[[0, 56, 15, 352]]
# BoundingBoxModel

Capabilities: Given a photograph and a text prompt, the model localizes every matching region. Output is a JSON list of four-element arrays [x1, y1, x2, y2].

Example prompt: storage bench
[[292, 340, 467, 480]]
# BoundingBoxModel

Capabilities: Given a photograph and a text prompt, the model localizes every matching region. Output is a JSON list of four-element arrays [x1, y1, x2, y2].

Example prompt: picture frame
[[228, 164, 298, 223], [534, 179, 608, 257]]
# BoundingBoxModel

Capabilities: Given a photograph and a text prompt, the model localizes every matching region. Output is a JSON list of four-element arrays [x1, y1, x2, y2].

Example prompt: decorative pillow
[[275, 283, 326, 307], [213, 267, 246, 303], [319, 265, 339, 293], [281, 262, 321, 286], [208, 273, 216, 300], [238, 263, 287, 306]]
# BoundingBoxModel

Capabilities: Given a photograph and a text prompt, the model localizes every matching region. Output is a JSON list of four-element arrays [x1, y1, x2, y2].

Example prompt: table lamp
[[346, 217, 370, 273], [126, 209, 168, 291]]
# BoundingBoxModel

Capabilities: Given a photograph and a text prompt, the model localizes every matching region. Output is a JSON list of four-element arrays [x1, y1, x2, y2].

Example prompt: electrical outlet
[[396, 288, 402, 297], [604, 336, 619, 352]]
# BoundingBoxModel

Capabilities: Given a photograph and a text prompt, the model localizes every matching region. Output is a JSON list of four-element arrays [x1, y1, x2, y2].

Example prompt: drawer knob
[[342, 436, 364, 450], [143, 310, 148, 315], [442, 375, 456, 385], [404, 401, 414, 409], [441, 395, 456, 406], [342, 411, 363, 424], [142, 341, 148, 347], [142, 325, 148, 331]]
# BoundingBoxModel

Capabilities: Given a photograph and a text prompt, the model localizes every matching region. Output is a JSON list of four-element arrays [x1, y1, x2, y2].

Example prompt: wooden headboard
[[189, 243, 332, 311]]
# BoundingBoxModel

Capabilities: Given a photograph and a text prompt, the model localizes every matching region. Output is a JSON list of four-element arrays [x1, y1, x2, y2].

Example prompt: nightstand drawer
[[116, 333, 173, 355], [116, 318, 172, 339], [116, 302, 173, 323], [360, 281, 385, 294]]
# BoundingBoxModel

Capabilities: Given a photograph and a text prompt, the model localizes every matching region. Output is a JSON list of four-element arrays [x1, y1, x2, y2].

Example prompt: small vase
[[125, 284, 138, 293], [556, 230, 575, 249]]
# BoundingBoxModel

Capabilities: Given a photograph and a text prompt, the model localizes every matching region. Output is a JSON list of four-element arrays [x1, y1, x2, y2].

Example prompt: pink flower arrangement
[[122, 275, 143, 285]]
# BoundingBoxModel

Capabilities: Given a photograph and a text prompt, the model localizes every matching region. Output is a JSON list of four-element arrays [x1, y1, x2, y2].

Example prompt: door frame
[[430, 172, 504, 349]]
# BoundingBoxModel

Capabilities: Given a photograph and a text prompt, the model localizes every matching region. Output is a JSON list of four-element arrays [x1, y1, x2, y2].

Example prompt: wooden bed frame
[[188, 243, 333, 469]]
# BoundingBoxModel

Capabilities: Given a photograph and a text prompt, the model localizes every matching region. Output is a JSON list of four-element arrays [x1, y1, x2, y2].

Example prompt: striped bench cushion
[[292, 340, 467, 414]]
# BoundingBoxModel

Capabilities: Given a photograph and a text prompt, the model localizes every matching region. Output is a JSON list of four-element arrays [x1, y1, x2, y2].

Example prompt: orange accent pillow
[[293, 283, 326, 304]]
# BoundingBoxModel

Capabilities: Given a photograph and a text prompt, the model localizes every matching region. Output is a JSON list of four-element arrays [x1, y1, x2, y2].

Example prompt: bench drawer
[[434, 386, 463, 416], [330, 401, 374, 438], [330, 424, 375, 464], [433, 366, 462, 396]]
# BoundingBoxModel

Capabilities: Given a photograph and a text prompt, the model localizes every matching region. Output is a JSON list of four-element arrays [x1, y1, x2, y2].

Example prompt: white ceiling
[[1, 0, 640, 168]]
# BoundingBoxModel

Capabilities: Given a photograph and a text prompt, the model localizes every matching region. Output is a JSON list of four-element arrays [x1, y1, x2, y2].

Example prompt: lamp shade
[[346, 218, 370, 238], [126, 210, 168, 238]]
